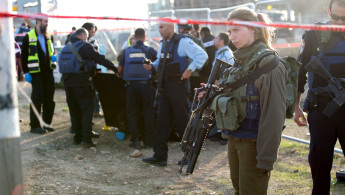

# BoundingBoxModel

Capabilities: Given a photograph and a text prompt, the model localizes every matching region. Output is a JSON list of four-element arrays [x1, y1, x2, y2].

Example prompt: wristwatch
[[187, 67, 193, 73]]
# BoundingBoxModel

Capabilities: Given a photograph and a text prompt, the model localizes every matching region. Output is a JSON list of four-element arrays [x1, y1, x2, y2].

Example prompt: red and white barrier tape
[[2, 12, 345, 32]]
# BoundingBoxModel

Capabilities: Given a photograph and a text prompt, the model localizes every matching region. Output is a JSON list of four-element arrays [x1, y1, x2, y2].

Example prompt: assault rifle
[[305, 56, 345, 117], [178, 59, 229, 175]]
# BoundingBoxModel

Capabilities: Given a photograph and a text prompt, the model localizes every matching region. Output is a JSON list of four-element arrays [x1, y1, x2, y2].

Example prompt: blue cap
[[116, 131, 125, 140]]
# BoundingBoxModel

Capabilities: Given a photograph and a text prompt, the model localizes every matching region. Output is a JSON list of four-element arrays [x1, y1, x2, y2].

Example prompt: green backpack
[[218, 49, 301, 119], [248, 49, 301, 119]]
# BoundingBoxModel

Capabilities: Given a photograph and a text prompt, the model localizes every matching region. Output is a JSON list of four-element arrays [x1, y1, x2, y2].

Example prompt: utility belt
[[228, 136, 256, 142], [126, 80, 151, 86], [303, 90, 332, 112]]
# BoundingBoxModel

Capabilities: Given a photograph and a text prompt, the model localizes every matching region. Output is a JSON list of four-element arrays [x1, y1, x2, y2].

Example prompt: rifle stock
[[178, 59, 227, 174]]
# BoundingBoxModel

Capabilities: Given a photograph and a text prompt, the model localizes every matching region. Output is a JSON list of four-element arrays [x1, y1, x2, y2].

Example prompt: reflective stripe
[[28, 63, 39, 68], [27, 29, 56, 73], [160, 53, 172, 58], [203, 40, 214, 48], [129, 53, 145, 58]]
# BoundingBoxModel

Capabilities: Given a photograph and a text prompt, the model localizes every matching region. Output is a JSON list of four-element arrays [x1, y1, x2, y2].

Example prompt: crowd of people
[[14, 0, 345, 194]]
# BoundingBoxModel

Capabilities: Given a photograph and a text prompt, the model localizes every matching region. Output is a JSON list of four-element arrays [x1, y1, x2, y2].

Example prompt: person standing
[[207, 32, 235, 143], [200, 27, 217, 83], [68, 22, 101, 138], [294, 0, 345, 194], [198, 7, 287, 194], [58, 28, 118, 147], [65, 26, 76, 44], [118, 28, 157, 149], [14, 41, 24, 81], [213, 32, 234, 69], [21, 16, 56, 134], [15, 22, 31, 48], [142, 20, 208, 166], [81, 22, 103, 118]]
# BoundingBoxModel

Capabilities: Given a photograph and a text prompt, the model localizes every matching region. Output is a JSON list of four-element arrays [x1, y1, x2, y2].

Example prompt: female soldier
[[202, 7, 287, 194]]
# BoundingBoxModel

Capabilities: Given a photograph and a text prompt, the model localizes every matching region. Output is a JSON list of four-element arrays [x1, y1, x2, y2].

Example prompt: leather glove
[[25, 73, 32, 83]]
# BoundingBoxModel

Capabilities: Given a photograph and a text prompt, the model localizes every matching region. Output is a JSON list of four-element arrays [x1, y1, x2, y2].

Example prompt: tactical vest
[[211, 60, 260, 131], [58, 40, 96, 74], [159, 34, 188, 78], [308, 32, 345, 92], [123, 44, 152, 81], [27, 29, 56, 73]]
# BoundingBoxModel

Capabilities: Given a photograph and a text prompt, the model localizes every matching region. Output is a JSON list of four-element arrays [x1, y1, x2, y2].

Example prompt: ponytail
[[256, 13, 275, 50]]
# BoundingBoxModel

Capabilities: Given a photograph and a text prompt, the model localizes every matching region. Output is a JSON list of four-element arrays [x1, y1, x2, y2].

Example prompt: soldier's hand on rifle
[[197, 91, 206, 102], [144, 64, 152, 70], [294, 106, 307, 126]]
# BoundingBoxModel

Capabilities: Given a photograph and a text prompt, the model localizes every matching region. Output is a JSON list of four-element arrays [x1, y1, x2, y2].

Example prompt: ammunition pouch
[[211, 95, 239, 130], [303, 90, 332, 112], [211, 86, 246, 131]]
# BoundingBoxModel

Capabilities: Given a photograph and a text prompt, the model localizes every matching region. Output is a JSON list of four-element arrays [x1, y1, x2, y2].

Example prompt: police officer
[[200, 27, 217, 83], [294, 0, 345, 194], [142, 21, 208, 166], [21, 16, 56, 134], [58, 28, 118, 147], [207, 32, 234, 143], [118, 28, 157, 149], [213, 32, 234, 77], [178, 24, 206, 102], [81, 22, 103, 118]]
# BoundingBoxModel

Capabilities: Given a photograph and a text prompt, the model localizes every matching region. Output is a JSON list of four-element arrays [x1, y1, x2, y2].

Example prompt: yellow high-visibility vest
[[27, 29, 56, 73]]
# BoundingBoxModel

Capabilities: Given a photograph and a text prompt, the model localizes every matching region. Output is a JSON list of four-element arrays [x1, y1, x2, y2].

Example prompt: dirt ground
[[17, 81, 345, 195]]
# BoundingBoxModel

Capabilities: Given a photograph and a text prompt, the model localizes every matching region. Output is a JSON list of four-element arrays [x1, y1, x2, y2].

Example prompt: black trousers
[[126, 81, 155, 145], [307, 103, 345, 195], [64, 85, 94, 142], [153, 79, 190, 160], [30, 72, 55, 128]]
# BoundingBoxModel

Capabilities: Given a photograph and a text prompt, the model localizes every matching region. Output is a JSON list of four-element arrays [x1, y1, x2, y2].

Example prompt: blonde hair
[[227, 7, 274, 50]]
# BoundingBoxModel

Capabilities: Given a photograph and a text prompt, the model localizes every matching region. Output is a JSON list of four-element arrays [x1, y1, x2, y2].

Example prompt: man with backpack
[[294, 0, 345, 194], [58, 28, 118, 148]]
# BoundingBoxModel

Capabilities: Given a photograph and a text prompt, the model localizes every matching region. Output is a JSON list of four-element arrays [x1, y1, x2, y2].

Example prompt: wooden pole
[[0, 0, 24, 194]]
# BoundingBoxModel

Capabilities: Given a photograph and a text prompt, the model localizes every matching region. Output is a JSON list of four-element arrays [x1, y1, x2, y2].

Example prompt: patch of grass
[[21, 105, 30, 109], [61, 107, 69, 112], [280, 139, 309, 157], [331, 182, 345, 194]]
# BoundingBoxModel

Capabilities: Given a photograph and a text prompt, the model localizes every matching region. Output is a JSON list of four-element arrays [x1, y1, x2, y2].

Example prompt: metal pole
[[282, 134, 343, 155], [0, 0, 24, 194]]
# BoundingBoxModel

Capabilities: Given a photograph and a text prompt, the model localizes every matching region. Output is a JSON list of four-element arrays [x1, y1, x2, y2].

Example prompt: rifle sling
[[68, 42, 86, 71], [223, 54, 280, 91]]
